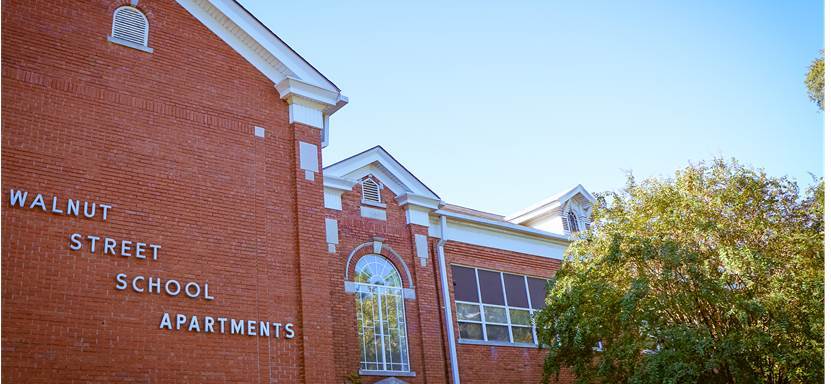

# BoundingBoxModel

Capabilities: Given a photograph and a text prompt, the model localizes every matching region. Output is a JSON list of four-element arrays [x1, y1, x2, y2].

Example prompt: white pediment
[[324, 146, 441, 202]]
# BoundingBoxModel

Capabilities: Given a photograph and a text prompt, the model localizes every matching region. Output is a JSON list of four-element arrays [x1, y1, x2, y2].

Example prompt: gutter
[[436, 215, 460, 384]]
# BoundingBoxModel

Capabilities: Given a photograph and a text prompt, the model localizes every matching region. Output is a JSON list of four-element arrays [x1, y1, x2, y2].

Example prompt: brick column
[[407, 222, 450, 383], [291, 122, 337, 383]]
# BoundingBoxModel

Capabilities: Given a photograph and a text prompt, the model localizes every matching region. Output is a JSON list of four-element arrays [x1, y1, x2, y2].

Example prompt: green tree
[[805, 52, 824, 110], [537, 159, 823, 384]]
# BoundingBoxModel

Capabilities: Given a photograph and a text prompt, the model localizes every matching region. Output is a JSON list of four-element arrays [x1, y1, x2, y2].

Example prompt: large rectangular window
[[451, 265, 549, 346]]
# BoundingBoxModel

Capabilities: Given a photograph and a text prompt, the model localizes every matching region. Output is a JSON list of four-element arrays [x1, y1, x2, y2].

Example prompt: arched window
[[111, 6, 149, 47], [354, 254, 410, 373], [567, 210, 580, 233], [361, 177, 382, 203]]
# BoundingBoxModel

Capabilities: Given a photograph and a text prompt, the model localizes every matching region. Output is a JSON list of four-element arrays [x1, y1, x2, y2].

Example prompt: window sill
[[359, 370, 416, 377], [108, 35, 153, 53], [458, 338, 539, 349], [361, 199, 387, 208]]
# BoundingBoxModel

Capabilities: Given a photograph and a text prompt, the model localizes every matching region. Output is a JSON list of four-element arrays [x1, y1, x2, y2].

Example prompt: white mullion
[[474, 268, 487, 341], [499, 272, 513, 343], [377, 287, 387, 370], [398, 291, 407, 371], [524, 275, 538, 345]]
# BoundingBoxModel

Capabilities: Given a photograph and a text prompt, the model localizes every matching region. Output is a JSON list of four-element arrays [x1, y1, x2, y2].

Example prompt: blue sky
[[240, 0, 823, 215]]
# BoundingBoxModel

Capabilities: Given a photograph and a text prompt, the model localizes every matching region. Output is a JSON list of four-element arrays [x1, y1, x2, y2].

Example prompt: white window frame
[[567, 210, 581, 232], [353, 255, 411, 374], [454, 266, 544, 347]]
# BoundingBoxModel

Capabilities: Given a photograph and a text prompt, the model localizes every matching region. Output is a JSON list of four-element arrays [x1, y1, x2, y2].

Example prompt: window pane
[[504, 274, 530, 308], [452, 266, 479, 302], [510, 309, 531, 326], [511, 327, 533, 344], [483, 305, 507, 324], [354, 283, 410, 373], [456, 303, 481, 321], [486, 325, 509, 342], [527, 277, 548, 309], [477, 270, 504, 305], [459, 322, 484, 340]]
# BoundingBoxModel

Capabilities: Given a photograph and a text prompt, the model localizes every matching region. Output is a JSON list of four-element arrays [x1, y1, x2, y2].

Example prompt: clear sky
[[240, 0, 823, 216]]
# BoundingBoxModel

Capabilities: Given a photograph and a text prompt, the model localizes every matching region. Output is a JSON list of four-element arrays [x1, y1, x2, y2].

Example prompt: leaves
[[805, 51, 824, 110], [537, 159, 823, 384]]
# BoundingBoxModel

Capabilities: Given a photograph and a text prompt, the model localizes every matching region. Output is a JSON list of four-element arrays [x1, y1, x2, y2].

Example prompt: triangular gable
[[324, 146, 441, 201], [505, 184, 595, 224], [177, 0, 347, 112]]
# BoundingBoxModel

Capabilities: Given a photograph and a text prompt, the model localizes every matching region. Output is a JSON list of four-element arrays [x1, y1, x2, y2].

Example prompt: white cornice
[[395, 193, 442, 210], [200, 0, 338, 91], [177, 0, 348, 131], [434, 209, 571, 244], [275, 77, 347, 112], [323, 175, 356, 191], [428, 211, 570, 259]]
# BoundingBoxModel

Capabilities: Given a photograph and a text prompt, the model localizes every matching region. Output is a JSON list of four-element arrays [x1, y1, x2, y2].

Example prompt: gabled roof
[[323, 146, 441, 201], [178, 0, 347, 112], [505, 184, 595, 224]]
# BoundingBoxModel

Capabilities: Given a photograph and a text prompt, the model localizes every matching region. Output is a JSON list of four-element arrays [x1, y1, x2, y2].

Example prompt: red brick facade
[[2, 1, 576, 383]]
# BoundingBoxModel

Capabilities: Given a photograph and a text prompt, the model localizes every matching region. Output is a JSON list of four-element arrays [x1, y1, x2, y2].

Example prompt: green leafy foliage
[[805, 52, 824, 110], [537, 159, 823, 384]]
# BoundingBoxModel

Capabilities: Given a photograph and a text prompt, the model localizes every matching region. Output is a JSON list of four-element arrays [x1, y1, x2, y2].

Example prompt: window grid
[[354, 255, 410, 373], [455, 267, 543, 346], [356, 284, 410, 372]]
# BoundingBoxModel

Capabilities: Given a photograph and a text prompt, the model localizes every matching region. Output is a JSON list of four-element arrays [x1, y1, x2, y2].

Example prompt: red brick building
[[2, 1, 591, 382]]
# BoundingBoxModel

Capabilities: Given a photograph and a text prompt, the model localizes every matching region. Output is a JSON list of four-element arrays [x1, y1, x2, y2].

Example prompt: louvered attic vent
[[361, 178, 382, 203], [109, 6, 152, 52]]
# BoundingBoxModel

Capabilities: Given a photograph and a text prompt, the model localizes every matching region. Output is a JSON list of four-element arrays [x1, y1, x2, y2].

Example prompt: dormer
[[505, 184, 595, 235]]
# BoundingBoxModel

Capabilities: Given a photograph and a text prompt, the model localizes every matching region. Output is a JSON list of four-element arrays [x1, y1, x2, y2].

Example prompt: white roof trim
[[428, 211, 570, 260], [434, 209, 570, 243], [395, 193, 442, 210], [324, 146, 440, 201], [505, 184, 595, 224], [323, 175, 355, 191], [177, 0, 347, 109]]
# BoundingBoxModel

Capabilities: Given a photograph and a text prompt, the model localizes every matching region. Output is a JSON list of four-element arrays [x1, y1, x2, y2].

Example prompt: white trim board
[[428, 213, 569, 260]]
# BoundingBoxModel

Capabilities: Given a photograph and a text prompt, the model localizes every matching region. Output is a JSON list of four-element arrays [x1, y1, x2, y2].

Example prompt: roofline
[[232, 0, 341, 92], [505, 184, 595, 223], [324, 145, 442, 200], [434, 209, 571, 244]]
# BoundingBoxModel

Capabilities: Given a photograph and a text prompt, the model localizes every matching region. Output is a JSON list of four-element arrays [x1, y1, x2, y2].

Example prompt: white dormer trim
[[505, 184, 595, 225]]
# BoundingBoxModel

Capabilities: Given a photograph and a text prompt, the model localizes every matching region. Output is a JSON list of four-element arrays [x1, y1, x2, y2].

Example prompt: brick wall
[[2, 1, 318, 381]]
